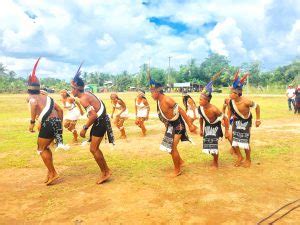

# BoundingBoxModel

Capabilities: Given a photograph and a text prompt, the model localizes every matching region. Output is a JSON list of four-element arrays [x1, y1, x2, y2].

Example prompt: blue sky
[[0, 0, 299, 79]]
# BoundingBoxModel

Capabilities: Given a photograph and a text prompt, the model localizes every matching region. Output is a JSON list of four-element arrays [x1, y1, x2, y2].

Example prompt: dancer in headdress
[[135, 89, 150, 136], [27, 57, 65, 185], [71, 62, 114, 184], [60, 89, 84, 142], [228, 70, 261, 167], [110, 93, 129, 139], [182, 91, 199, 123], [198, 70, 229, 168], [149, 72, 196, 176]]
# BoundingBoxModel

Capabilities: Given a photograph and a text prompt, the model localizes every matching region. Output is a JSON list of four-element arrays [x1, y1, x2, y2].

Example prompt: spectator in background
[[286, 85, 295, 111], [294, 85, 300, 114]]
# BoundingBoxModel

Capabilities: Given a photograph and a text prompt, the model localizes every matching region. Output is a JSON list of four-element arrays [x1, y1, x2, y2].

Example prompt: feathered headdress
[[71, 61, 85, 90], [147, 62, 163, 91], [232, 69, 249, 92], [201, 69, 223, 99], [28, 57, 41, 92]]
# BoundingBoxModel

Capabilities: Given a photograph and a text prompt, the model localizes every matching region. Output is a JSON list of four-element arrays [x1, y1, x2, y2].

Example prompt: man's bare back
[[158, 95, 177, 119], [28, 94, 58, 118]]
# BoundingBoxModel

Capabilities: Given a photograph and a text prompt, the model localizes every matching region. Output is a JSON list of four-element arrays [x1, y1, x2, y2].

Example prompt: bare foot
[[96, 170, 112, 184], [210, 161, 218, 169], [46, 174, 60, 186], [243, 160, 251, 168], [234, 157, 244, 167], [44, 172, 49, 183], [171, 169, 182, 177], [180, 160, 185, 168]]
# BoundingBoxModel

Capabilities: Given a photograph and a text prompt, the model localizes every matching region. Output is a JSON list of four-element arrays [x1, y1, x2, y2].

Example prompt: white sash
[[158, 100, 179, 122], [199, 106, 223, 124], [38, 96, 51, 122], [231, 100, 251, 119]]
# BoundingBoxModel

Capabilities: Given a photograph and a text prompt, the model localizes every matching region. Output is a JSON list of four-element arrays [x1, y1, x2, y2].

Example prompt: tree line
[[0, 53, 299, 93]]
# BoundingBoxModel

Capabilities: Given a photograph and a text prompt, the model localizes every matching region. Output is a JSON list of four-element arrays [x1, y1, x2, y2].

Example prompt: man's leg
[[170, 134, 182, 176], [288, 99, 292, 110], [37, 137, 59, 185], [211, 154, 219, 168], [90, 135, 111, 184], [233, 146, 244, 167], [243, 146, 251, 167]]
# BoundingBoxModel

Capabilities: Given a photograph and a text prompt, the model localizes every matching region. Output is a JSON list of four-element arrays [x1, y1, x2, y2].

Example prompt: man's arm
[[199, 117, 204, 137], [215, 107, 229, 138], [248, 100, 261, 127], [54, 103, 63, 121], [166, 97, 196, 133], [80, 97, 97, 128], [75, 99, 84, 115], [29, 99, 37, 132], [144, 99, 150, 119]]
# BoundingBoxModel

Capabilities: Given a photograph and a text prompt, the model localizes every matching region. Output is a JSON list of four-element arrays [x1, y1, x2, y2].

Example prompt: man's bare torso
[[80, 92, 101, 112], [232, 97, 252, 118]]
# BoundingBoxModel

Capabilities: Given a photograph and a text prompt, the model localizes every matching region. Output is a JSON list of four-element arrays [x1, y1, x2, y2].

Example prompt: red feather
[[240, 72, 250, 84], [233, 69, 240, 81], [29, 57, 41, 83]]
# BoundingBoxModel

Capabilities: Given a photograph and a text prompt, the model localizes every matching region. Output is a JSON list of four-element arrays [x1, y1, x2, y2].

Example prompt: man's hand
[[189, 124, 197, 134], [80, 129, 87, 138], [255, 120, 261, 127], [225, 129, 229, 139], [29, 123, 35, 133], [200, 129, 204, 137]]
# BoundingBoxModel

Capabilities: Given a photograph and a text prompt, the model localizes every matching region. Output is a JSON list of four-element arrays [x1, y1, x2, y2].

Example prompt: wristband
[[83, 125, 88, 130], [30, 120, 35, 124]]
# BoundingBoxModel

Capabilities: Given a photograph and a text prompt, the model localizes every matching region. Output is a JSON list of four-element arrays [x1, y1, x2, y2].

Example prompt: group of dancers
[[27, 58, 261, 185]]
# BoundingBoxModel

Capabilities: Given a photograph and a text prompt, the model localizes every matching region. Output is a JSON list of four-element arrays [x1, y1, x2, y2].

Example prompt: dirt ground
[[1, 118, 299, 225]]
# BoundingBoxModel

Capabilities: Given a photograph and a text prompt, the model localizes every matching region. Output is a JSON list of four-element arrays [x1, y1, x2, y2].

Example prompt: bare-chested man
[[27, 57, 64, 185], [198, 79, 229, 168], [71, 63, 114, 184], [227, 70, 261, 167], [149, 77, 196, 176]]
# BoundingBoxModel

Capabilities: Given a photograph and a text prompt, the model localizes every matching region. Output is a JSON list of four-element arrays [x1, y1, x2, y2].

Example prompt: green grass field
[[0, 92, 299, 224]]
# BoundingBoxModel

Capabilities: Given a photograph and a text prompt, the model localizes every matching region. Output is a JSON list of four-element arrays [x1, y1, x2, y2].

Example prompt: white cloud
[[0, 0, 299, 78]]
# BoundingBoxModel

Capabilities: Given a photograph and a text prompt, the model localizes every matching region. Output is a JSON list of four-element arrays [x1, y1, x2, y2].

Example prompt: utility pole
[[168, 56, 171, 91]]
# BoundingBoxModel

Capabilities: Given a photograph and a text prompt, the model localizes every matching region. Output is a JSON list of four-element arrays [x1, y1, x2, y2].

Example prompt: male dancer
[[228, 70, 261, 167], [149, 76, 196, 176], [27, 57, 64, 185], [198, 75, 229, 168], [71, 63, 114, 184]]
